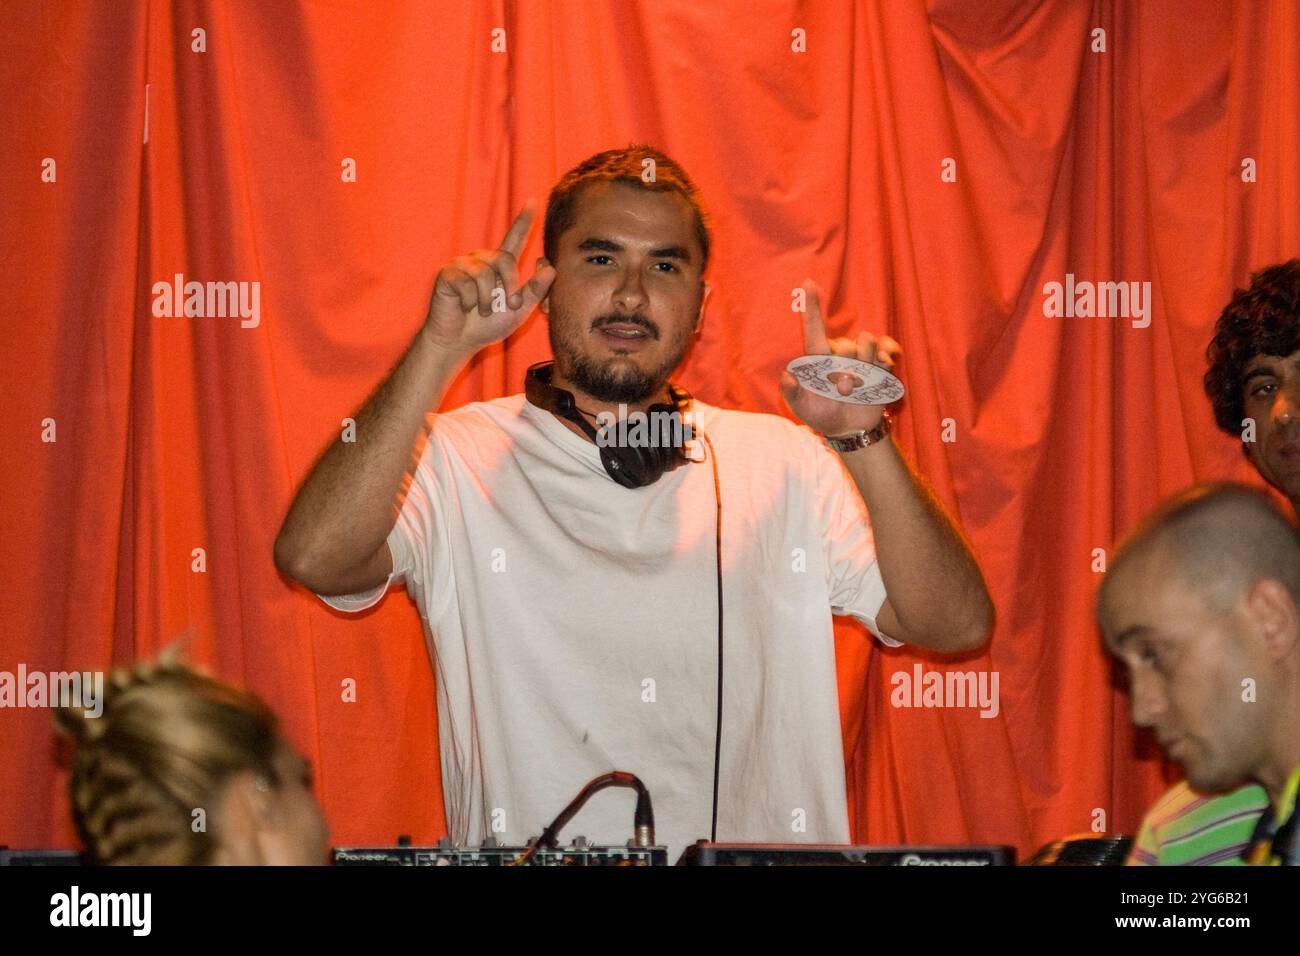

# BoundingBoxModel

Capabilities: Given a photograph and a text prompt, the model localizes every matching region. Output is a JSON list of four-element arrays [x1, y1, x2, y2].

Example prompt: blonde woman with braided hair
[[54, 650, 330, 865]]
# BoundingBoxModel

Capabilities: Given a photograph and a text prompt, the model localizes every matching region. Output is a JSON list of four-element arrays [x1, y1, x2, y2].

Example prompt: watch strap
[[825, 410, 893, 452]]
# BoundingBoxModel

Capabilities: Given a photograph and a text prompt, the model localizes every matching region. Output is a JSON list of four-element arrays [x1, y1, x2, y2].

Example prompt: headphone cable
[[701, 431, 724, 842]]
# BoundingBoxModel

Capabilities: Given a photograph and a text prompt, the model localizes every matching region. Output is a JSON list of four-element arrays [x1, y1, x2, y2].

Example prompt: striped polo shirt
[[1127, 781, 1270, 866]]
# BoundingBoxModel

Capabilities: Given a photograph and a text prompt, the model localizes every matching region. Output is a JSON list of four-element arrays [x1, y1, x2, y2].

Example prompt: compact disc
[[785, 354, 905, 406]]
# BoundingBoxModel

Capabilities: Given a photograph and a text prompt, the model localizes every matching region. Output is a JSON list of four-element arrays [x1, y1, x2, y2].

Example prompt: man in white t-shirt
[[275, 145, 993, 860]]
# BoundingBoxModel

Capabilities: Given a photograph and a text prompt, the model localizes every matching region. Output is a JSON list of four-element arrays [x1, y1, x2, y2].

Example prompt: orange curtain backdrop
[[2, 0, 1297, 857]]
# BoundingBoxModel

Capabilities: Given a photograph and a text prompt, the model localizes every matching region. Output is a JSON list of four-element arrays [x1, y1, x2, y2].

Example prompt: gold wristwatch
[[825, 410, 893, 452]]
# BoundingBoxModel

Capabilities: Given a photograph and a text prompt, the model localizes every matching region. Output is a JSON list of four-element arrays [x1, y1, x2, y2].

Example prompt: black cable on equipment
[[514, 771, 655, 865]]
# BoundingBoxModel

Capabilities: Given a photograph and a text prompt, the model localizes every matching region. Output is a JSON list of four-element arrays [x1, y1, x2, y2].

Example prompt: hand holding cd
[[779, 279, 904, 437]]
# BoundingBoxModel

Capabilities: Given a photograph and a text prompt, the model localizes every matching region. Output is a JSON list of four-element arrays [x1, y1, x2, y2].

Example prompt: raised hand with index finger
[[422, 197, 557, 358], [779, 278, 903, 439]]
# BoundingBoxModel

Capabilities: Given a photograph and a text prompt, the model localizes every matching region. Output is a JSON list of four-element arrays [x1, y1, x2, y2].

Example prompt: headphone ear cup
[[601, 438, 683, 489], [600, 445, 650, 488], [618, 403, 697, 487]]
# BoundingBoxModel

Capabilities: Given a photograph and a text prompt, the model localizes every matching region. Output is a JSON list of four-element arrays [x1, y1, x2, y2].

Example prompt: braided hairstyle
[[54, 654, 282, 865]]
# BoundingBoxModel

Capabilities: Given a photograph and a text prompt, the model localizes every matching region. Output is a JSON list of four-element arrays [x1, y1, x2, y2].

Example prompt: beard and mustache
[[548, 309, 693, 404]]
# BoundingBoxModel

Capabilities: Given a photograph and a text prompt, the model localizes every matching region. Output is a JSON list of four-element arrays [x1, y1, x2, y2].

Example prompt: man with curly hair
[[1204, 259, 1300, 515]]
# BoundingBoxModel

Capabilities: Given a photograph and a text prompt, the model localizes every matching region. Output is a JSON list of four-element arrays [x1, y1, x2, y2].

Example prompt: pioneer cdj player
[[677, 842, 1016, 866]]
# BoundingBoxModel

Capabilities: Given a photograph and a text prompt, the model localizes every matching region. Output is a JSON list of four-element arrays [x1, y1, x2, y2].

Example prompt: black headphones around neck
[[524, 361, 696, 488]]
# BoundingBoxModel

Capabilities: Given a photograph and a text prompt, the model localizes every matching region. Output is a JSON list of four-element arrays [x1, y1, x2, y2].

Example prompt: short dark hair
[[543, 144, 712, 273], [1098, 482, 1300, 626], [1204, 259, 1300, 434]]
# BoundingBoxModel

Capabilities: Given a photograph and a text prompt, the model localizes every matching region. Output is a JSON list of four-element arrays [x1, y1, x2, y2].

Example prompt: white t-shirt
[[318, 393, 899, 861]]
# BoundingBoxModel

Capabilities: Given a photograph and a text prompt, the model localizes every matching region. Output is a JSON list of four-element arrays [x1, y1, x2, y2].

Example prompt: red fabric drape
[[2, 0, 1298, 858]]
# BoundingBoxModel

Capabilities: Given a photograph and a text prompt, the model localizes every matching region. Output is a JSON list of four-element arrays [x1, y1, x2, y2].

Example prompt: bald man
[[1098, 483, 1300, 865]]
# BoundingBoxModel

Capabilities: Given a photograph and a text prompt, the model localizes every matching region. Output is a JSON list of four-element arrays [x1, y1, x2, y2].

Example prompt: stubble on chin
[[570, 356, 659, 403], [550, 326, 690, 404]]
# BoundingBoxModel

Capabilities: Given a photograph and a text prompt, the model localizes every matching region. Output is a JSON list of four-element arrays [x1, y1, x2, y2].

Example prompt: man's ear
[[695, 280, 711, 334], [1248, 578, 1300, 661], [538, 258, 550, 316]]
